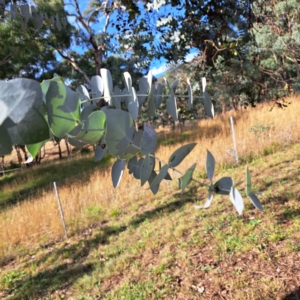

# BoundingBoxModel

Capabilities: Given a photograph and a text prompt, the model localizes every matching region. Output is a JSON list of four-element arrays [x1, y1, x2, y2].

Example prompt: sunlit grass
[[1, 96, 300, 299]]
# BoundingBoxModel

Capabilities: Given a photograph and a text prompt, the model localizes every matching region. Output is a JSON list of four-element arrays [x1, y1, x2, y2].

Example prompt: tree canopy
[[0, 0, 299, 109]]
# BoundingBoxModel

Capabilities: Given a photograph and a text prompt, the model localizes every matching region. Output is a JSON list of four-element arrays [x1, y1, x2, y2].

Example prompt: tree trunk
[[57, 140, 63, 159], [14, 145, 22, 165], [65, 137, 71, 157], [222, 100, 227, 114], [19, 145, 28, 161]]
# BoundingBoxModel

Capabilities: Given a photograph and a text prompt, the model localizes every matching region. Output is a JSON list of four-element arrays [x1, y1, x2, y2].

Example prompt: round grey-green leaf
[[74, 110, 106, 144], [104, 109, 135, 157], [213, 177, 233, 195], [46, 80, 81, 138], [0, 80, 35, 124], [4, 109, 50, 145]]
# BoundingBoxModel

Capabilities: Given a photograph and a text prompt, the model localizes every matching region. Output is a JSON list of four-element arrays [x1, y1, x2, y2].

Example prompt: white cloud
[[185, 51, 198, 62], [151, 64, 168, 76]]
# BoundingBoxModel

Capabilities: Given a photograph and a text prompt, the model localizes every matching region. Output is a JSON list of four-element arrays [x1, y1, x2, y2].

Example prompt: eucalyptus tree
[[0, 0, 72, 80], [251, 0, 300, 95]]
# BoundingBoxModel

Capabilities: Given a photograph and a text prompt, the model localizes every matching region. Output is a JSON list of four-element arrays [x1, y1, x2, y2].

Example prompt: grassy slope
[[1, 100, 300, 299]]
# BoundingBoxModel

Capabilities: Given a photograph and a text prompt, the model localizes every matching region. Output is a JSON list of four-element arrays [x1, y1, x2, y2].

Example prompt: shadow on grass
[[0, 155, 112, 210], [3, 191, 195, 299], [283, 287, 300, 300]]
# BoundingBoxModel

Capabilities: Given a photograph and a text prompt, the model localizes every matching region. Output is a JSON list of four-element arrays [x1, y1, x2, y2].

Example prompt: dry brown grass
[[1, 95, 300, 263]]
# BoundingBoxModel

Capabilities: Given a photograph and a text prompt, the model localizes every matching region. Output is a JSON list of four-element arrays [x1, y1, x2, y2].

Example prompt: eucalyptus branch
[[149, 154, 209, 188], [84, 94, 204, 103], [56, 49, 91, 85], [0, 53, 13, 66]]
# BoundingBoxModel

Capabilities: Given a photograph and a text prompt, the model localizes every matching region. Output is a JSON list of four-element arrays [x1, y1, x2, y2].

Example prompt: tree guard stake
[[53, 182, 68, 239], [230, 116, 239, 164]]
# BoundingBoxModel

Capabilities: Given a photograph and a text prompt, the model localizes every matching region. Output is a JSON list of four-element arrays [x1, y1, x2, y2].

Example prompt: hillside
[[1, 97, 300, 299]]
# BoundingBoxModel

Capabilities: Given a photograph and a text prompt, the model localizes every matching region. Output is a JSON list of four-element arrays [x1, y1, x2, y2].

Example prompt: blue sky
[[64, 0, 198, 78]]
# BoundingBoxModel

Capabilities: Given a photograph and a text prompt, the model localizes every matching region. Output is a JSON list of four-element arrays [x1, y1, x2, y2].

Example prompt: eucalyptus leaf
[[124, 72, 139, 120], [202, 77, 206, 92], [150, 164, 169, 189], [91, 75, 103, 99], [148, 85, 156, 118], [0, 80, 35, 124], [139, 75, 150, 94], [100, 69, 113, 104], [80, 105, 98, 121], [76, 85, 90, 106], [166, 94, 178, 121], [195, 189, 213, 209], [133, 157, 144, 180], [112, 159, 126, 188], [74, 111, 106, 144], [20, 4, 30, 23], [0, 100, 8, 126], [95, 144, 107, 162], [0, 125, 12, 156], [249, 192, 264, 212], [203, 92, 214, 118], [32, 11, 43, 29], [148, 171, 159, 195], [25, 156, 33, 164], [26, 140, 47, 159], [10, 78, 44, 118], [213, 177, 233, 195], [230, 187, 244, 215], [141, 123, 157, 155], [164, 78, 178, 120], [119, 130, 143, 159], [46, 80, 81, 138], [68, 138, 87, 148], [4, 109, 50, 145], [171, 79, 179, 89], [56, 16, 62, 31], [155, 83, 163, 108], [206, 150, 215, 182], [127, 156, 138, 174], [168, 143, 196, 168], [214, 91, 220, 99], [104, 109, 135, 157], [246, 166, 251, 197], [140, 154, 155, 186], [179, 163, 196, 192], [112, 86, 122, 109], [164, 172, 172, 181], [187, 78, 193, 110]]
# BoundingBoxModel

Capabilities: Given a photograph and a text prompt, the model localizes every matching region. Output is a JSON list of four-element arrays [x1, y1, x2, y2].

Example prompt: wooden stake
[[53, 182, 68, 239]]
